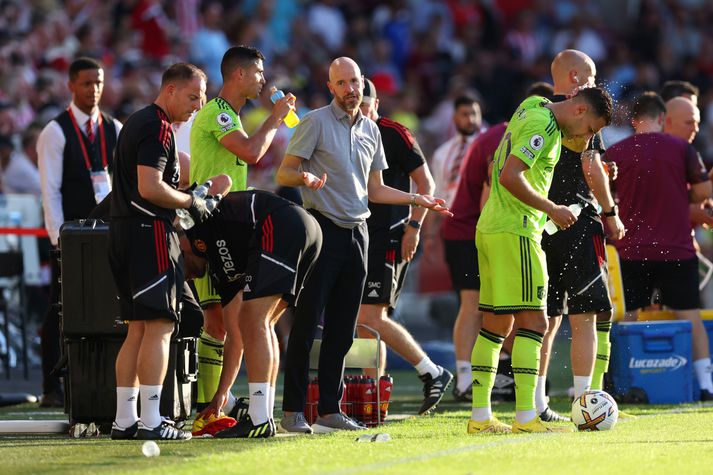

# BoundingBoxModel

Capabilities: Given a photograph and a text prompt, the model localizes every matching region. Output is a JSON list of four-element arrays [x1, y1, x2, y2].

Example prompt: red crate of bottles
[[304, 374, 393, 427]]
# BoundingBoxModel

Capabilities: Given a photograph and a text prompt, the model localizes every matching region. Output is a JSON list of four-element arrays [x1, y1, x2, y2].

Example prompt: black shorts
[[218, 205, 322, 306], [620, 257, 700, 311], [361, 228, 410, 312], [108, 217, 183, 322], [544, 232, 612, 317], [444, 239, 480, 291]]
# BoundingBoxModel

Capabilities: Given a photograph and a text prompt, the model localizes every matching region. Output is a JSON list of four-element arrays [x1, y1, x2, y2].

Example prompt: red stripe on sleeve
[[266, 215, 274, 253]]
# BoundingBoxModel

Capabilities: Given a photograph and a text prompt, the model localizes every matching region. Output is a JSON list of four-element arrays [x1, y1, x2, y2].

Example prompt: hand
[[199, 390, 229, 419], [548, 204, 577, 230], [606, 215, 626, 240], [302, 171, 327, 190], [604, 161, 618, 181], [272, 93, 296, 121], [415, 194, 453, 217], [401, 226, 420, 262], [187, 193, 215, 224], [690, 199, 713, 228]]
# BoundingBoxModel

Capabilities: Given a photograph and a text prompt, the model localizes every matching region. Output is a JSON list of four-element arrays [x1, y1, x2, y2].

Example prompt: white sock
[[535, 376, 547, 413], [471, 406, 492, 422], [248, 382, 270, 425], [139, 384, 163, 429], [515, 409, 537, 424], [269, 386, 276, 419], [573, 375, 592, 398], [414, 357, 440, 379], [115, 386, 139, 428], [694, 358, 713, 392], [224, 391, 237, 415], [456, 360, 472, 392]]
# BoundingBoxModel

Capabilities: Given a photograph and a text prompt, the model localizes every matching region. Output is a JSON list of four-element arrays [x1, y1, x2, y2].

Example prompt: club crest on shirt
[[193, 239, 207, 253], [529, 134, 544, 150]]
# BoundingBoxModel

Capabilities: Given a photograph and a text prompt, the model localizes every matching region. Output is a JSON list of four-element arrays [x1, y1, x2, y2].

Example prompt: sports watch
[[603, 205, 618, 217]]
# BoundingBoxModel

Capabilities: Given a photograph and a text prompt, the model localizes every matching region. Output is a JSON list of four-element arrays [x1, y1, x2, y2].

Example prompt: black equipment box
[[66, 337, 197, 424], [59, 219, 198, 425], [59, 219, 124, 337]]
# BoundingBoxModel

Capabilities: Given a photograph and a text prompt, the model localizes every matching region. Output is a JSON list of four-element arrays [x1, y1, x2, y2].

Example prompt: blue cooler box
[[610, 321, 693, 404]]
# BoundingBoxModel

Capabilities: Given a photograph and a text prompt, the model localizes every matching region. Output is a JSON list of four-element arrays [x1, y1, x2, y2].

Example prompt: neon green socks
[[512, 329, 543, 413], [471, 329, 505, 417], [591, 321, 612, 390], [196, 329, 224, 411]]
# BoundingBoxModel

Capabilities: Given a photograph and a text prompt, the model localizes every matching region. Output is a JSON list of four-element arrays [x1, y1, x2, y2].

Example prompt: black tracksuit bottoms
[[282, 210, 368, 415]]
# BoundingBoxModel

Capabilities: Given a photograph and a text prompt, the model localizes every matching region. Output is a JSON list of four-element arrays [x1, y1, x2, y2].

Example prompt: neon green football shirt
[[190, 97, 247, 191], [478, 96, 561, 241]]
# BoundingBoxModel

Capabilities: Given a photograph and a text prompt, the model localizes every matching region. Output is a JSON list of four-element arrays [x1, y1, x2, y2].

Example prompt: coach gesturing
[[276, 57, 451, 434]]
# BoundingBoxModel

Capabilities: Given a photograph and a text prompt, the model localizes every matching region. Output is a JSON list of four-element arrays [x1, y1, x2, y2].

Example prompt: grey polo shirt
[[286, 100, 388, 228]]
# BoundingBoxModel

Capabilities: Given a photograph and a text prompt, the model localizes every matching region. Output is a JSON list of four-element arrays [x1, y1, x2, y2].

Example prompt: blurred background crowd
[[1, 0, 713, 395], [3, 0, 713, 192]]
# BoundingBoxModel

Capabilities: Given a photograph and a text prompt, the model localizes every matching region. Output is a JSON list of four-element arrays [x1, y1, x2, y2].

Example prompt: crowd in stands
[[2, 0, 713, 178]]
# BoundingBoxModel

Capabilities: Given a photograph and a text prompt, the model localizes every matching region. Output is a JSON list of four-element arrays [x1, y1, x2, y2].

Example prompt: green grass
[[1, 371, 712, 475]]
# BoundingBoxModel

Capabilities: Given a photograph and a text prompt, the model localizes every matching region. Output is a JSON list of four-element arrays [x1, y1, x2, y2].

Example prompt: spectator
[[189, 1, 230, 94], [660, 80, 700, 105], [0, 126, 41, 195]]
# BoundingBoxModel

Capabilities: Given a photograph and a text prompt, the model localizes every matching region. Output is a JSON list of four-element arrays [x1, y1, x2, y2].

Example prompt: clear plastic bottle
[[177, 182, 220, 230], [544, 203, 583, 235], [270, 89, 300, 128]]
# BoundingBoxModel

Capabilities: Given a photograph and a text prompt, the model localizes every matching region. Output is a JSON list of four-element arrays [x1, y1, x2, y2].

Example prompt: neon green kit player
[[189, 45, 294, 435], [468, 87, 612, 434]]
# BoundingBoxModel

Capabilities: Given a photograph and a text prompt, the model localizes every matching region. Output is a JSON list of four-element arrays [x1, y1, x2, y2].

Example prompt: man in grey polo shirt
[[276, 57, 451, 433]]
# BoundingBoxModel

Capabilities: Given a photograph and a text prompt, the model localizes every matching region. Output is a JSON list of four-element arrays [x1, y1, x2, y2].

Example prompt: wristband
[[410, 193, 419, 207], [603, 205, 618, 217]]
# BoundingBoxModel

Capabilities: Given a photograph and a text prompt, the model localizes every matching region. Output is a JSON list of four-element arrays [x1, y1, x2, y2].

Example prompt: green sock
[[591, 321, 612, 391], [471, 329, 505, 410], [197, 329, 224, 410], [512, 329, 543, 412]]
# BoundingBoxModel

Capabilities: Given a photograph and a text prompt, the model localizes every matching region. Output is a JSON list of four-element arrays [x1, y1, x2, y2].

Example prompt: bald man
[[665, 97, 701, 144], [529, 50, 624, 423], [276, 57, 452, 433], [550, 49, 597, 97]]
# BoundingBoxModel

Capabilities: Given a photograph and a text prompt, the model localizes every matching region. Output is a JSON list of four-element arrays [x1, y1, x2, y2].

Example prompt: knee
[[203, 305, 226, 338], [483, 318, 513, 338], [596, 310, 613, 323], [527, 316, 549, 335], [357, 306, 386, 330]]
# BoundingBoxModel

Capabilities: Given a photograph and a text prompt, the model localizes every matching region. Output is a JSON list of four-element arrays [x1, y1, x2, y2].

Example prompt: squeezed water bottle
[[544, 203, 583, 235], [177, 182, 220, 230], [270, 88, 300, 128]]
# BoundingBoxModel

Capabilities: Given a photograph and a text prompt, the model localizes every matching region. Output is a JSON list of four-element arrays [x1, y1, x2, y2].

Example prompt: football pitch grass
[[1, 371, 712, 475]]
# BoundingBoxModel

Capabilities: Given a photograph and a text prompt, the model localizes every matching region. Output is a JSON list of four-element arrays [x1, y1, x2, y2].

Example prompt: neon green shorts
[[475, 231, 548, 314], [194, 264, 221, 308]]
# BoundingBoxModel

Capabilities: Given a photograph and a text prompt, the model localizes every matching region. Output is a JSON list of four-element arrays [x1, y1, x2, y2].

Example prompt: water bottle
[[544, 203, 583, 235], [270, 89, 300, 128], [177, 182, 220, 230]]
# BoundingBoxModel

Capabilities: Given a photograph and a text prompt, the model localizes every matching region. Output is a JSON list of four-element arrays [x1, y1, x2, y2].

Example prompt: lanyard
[[67, 107, 108, 171]]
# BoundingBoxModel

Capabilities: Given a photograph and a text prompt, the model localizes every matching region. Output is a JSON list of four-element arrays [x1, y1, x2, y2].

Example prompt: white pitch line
[[318, 403, 711, 475], [319, 435, 544, 475]]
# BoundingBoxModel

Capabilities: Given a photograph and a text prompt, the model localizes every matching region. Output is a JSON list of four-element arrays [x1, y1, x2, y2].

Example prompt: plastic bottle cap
[[270, 90, 285, 103]]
